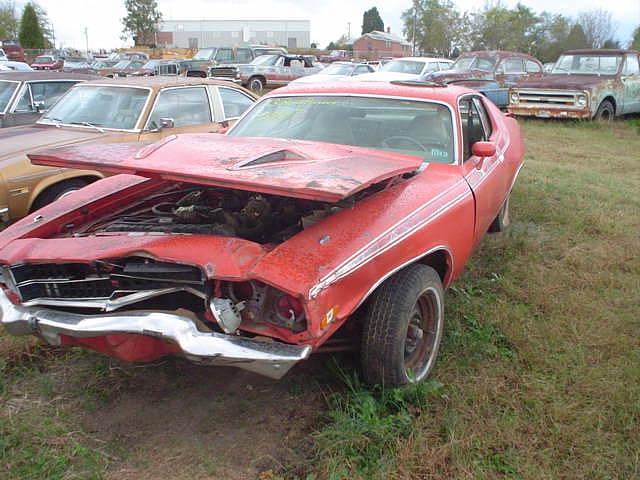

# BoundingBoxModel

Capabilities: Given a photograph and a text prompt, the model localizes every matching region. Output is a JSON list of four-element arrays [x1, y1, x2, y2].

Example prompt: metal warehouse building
[[157, 19, 310, 49]]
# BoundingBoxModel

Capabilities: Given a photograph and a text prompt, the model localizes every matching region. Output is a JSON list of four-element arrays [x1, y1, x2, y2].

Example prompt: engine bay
[[75, 186, 344, 244]]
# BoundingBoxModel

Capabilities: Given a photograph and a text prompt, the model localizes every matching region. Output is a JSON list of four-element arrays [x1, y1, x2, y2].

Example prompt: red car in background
[[0, 81, 523, 387], [31, 55, 63, 71]]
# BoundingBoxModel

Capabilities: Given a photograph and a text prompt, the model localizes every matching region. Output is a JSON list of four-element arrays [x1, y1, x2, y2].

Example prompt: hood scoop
[[29, 134, 423, 203]]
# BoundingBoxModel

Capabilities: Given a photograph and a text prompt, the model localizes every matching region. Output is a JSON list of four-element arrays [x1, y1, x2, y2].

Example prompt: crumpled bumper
[[0, 289, 311, 379]]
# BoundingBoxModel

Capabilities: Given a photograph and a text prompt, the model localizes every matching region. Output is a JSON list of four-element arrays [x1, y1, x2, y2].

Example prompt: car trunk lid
[[29, 134, 423, 202]]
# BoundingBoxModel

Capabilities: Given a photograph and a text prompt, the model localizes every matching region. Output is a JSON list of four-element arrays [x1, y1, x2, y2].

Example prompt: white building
[[158, 19, 311, 49]]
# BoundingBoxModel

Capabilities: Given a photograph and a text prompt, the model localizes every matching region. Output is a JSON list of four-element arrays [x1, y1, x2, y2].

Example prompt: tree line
[[402, 0, 639, 62], [0, 0, 54, 49]]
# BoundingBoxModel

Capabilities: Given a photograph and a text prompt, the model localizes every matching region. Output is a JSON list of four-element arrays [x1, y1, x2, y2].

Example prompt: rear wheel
[[489, 195, 510, 233], [248, 76, 265, 92], [31, 178, 90, 212], [594, 100, 614, 122], [360, 264, 444, 387]]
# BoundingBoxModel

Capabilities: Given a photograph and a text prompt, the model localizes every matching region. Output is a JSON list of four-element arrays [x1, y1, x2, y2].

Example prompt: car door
[[139, 86, 217, 141], [9, 80, 79, 127], [621, 53, 640, 114], [459, 95, 508, 242]]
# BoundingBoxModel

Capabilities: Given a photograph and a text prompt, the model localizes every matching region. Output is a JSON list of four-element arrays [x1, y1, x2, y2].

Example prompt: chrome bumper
[[210, 76, 242, 84], [0, 207, 8, 223], [0, 290, 310, 379]]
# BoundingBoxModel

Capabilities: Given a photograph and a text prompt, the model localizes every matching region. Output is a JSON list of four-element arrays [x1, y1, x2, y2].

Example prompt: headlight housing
[[510, 91, 519, 104], [576, 94, 587, 107]]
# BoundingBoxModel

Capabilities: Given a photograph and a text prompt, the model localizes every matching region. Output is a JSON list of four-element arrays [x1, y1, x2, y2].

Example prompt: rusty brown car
[[508, 49, 640, 120], [0, 76, 257, 223]]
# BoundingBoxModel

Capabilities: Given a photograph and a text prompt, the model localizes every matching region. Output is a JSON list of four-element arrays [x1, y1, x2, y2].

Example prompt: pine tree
[[18, 3, 45, 49]]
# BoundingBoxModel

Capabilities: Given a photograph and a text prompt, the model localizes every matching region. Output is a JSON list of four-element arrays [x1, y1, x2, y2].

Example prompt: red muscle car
[[0, 81, 523, 386]]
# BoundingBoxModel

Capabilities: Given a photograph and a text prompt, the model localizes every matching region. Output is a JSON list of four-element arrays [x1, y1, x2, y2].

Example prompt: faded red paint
[[0, 82, 524, 363]]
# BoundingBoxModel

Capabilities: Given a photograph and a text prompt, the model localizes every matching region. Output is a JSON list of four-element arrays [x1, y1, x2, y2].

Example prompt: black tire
[[248, 76, 265, 92], [594, 100, 614, 122], [360, 264, 444, 387], [31, 178, 89, 212], [489, 195, 510, 233]]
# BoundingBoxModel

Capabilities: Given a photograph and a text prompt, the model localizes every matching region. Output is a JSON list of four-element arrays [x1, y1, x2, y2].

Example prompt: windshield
[[229, 95, 454, 163], [552, 54, 622, 75], [40, 85, 149, 130], [380, 60, 426, 75], [113, 60, 130, 69], [34, 56, 54, 64], [0, 80, 18, 112], [452, 56, 495, 72], [251, 55, 280, 66], [323, 63, 354, 75], [193, 48, 215, 61], [142, 60, 159, 69]]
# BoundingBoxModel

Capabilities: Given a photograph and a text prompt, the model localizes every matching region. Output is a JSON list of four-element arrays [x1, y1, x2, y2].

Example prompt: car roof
[[562, 49, 639, 55], [392, 57, 453, 62], [266, 80, 474, 105], [459, 50, 541, 61], [0, 71, 100, 81], [81, 75, 256, 92]]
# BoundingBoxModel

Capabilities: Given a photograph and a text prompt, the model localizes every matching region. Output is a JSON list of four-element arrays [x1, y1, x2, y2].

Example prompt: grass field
[[1, 119, 639, 479]]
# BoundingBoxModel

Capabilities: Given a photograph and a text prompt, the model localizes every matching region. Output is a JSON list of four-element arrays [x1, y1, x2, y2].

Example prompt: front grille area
[[10, 258, 205, 303], [157, 64, 179, 76], [210, 67, 238, 78], [515, 89, 580, 106]]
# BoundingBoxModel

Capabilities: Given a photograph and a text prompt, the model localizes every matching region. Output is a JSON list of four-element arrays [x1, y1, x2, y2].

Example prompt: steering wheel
[[381, 136, 427, 151]]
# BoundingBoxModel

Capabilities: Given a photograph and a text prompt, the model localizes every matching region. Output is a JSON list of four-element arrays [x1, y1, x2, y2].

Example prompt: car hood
[[427, 69, 493, 83], [290, 74, 347, 84], [0, 124, 109, 164], [29, 134, 424, 203], [514, 74, 616, 90], [345, 71, 421, 82]]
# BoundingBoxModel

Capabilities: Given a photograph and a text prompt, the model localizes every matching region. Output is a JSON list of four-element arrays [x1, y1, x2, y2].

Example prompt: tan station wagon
[[0, 76, 257, 223]]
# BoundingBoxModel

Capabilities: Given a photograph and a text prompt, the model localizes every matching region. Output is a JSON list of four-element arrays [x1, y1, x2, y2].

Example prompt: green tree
[[565, 24, 590, 50], [32, 2, 53, 48], [531, 12, 571, 62], [630, 26, 640, 50], [402, 0, 467, 57], [362, 7, 384, 35], [121, 0, 162, 46], [0, 1, 17, 39], [18, 3, 45, 48]]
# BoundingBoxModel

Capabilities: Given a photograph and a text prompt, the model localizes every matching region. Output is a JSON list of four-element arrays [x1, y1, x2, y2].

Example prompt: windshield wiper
[[70, 121, 105, 133], [41, 116, 63, 127]]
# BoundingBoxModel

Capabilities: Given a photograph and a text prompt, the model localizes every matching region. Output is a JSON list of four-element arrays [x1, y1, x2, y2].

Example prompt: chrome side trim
[[0, 289, 310, 379]]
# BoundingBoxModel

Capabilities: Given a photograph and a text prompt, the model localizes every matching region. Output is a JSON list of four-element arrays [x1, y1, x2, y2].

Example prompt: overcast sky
[[20, 0, 640, 50]]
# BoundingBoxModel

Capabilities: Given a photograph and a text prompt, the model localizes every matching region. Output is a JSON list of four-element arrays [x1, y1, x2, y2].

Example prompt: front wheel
[[594, 100, 614, 122], [248, 76, 265, 92], [360, 264, 444, 387]]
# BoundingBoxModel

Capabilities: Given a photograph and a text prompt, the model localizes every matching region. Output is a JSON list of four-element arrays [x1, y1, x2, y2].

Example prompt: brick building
[[350, 29, 412, 60]]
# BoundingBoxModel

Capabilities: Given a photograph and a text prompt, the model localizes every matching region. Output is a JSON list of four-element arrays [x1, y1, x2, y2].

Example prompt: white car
[[350, 57, 454, 82], [0, 61, 33, 72], [0, 49, 7, 62], [290, 62, 374, 84]]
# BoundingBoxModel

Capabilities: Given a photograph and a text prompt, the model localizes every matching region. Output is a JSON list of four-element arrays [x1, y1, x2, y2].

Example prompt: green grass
[[0, 119, 638, 479]]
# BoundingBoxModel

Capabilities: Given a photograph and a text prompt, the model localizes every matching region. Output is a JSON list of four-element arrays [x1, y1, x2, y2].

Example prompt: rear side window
[[147, 87, 211, 129], [439, 61, 452, 70], [502, 58, 524, 73], [218, 87, 254, 119], [525, 60, 542, 73]]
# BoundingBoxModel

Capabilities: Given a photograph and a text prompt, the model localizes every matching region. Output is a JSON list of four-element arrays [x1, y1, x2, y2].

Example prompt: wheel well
[[249, 75, 266, 83], [600, 96, 616, 113], [417, 249, 451, 285], [30, 175, 100, 213]]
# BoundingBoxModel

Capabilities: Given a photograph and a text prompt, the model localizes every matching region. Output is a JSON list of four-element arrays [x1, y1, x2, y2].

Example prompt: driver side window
[[147, 87, 211, 130], [459, 97, 490, 161]]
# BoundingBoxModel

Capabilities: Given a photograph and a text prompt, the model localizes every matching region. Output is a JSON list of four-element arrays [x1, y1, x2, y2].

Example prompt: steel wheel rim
[[403, 287, 442, 381]]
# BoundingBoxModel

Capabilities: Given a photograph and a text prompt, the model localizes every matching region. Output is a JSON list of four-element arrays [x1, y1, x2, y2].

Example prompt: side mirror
[[471, 141, 497, 158], [159, 117, 175, 129], [32, 100, 45, 113]]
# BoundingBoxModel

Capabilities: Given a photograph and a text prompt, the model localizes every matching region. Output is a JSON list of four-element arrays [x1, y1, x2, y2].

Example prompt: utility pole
[[84, 27, 89, 57], [412, 0, 418, 56], [347, 22, 351, 40]]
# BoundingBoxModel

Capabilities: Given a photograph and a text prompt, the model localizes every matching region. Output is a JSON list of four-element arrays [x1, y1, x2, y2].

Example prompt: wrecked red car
[[0, 81, 523, 386]]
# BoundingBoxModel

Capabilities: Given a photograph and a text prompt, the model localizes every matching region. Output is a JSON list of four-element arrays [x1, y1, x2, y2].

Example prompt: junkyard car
[[1, 41, 25, 62], [30, 55, 64, 71], [210, 54, 324, 91], [426, 50, 544, 108], [0, 61, 33, 72], [289, 61, 374, 84], [508, 49, 640, 120], [0, 72, 97, 127], [0, 76, 257, 223], [185, 46, 287, 78], [97, 59, 147, 78], [354, 57, 454, 82], [0, 81, 523, 386], [62, 57, 97, 74]]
